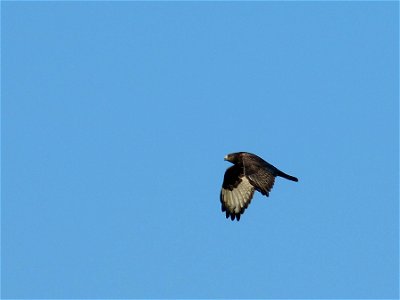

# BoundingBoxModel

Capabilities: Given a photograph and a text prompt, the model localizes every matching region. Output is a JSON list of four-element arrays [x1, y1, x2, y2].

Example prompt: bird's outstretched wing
[[245, 168, 275, 197], [220, 165, 255, 221], [242, 154, 276, 197]]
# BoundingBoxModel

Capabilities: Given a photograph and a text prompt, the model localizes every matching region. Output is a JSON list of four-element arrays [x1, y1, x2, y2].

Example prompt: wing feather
[[247, 170, 275, 196], [221, 173, 255, 221], [242, 154, 276, 196]]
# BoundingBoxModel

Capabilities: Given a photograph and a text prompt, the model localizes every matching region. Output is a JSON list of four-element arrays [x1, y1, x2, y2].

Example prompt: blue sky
[[2, 2, 398, 299]]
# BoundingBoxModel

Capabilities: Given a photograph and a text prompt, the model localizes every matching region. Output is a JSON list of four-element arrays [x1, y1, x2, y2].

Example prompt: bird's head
[[224, 152, 242, 164]]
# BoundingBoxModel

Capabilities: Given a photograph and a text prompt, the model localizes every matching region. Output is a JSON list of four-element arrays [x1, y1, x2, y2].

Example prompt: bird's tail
[[276, 170, 298, 182]]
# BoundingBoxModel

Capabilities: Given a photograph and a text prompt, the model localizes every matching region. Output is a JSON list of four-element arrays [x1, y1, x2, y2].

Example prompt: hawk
[[220, 152, 298, 221]]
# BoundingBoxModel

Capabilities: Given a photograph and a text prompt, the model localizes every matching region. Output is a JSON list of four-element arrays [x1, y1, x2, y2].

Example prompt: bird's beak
[[224, 155, 228, 161]]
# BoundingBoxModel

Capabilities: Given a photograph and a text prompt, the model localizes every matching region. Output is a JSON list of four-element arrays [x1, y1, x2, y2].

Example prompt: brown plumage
[[220, 152, 298, 221]]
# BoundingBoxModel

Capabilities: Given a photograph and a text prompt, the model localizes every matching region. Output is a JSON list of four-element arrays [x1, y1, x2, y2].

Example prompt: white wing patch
[[221, 176, 255, 216]]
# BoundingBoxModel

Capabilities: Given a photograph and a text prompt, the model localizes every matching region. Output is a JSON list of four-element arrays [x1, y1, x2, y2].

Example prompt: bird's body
[[220, 152, 298, 221]]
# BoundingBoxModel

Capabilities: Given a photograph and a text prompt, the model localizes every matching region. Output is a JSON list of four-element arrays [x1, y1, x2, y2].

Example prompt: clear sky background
[[2, 2, 398, 299]]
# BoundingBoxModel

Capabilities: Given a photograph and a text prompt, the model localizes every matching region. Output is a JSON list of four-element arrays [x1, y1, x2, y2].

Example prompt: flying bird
[[220, 152, 298, 221]]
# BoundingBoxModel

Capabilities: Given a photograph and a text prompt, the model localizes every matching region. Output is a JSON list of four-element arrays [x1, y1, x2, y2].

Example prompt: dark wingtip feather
[[225, 212, 242, 221]]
